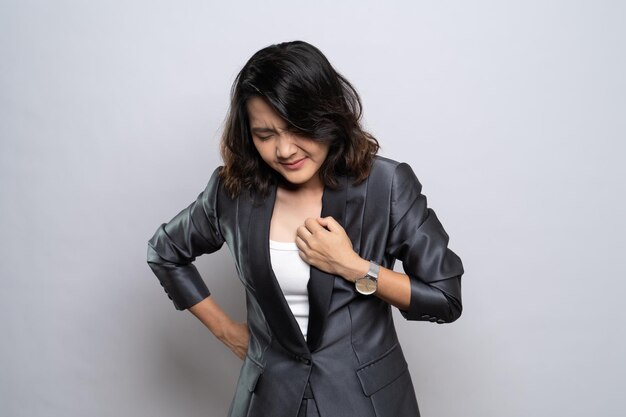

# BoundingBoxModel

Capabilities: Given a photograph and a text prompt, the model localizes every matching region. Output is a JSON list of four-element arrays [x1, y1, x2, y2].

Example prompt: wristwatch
[[355, 261, 380, 295]]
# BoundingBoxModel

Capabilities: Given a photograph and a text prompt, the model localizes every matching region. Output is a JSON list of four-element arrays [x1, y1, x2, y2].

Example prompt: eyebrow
[[250, 127, 277, 134], [250, 126, 291, 135]]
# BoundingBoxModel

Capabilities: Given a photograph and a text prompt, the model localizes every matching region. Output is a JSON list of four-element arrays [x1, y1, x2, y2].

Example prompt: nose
[[276, 132, 297, 159]]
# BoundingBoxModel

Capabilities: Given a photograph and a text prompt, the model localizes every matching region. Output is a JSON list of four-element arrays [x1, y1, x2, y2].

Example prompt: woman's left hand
[[295, 216, 366, 281]]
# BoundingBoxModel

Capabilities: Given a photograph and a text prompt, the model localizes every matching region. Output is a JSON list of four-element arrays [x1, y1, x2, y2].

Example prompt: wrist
[[213, 316, 236, 343], [341, 254, 370, 283]]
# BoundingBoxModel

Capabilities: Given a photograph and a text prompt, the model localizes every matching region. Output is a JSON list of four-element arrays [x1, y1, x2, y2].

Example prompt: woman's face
[[247, 96, 330, 190]]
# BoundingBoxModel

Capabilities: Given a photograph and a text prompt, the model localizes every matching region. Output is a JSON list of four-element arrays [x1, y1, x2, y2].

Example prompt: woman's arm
[[333, 249, 462, 323], [336, 254, 411, 311], [296, 163, 464, 324], [147, 167, 249, 358], [297, 217, 411, 311], [188, 296, 249, 360], [383, 163, 464, 323], [147, 167, 225, 311]]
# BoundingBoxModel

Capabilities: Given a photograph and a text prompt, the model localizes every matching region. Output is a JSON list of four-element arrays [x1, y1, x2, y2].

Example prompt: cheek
[[317, 145, 330, 162], [253, 141, 273, 161]]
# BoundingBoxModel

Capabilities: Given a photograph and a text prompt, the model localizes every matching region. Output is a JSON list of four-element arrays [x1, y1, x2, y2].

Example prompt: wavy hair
[[219, 40, 380, 199]]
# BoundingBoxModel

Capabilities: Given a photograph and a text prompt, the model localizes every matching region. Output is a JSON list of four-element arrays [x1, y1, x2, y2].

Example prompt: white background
[[1, 1, 625, 416]]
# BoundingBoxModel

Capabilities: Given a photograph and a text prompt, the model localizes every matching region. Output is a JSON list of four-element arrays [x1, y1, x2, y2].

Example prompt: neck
[[278, 177, 324, 197]]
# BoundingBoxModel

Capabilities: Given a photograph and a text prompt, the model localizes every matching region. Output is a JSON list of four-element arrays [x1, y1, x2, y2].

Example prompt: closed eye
[[251, 126, 279, 140]]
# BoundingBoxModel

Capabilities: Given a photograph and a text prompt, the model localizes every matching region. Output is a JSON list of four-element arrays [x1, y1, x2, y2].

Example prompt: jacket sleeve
[[385, 163, 465, 323], [146, 166, 226, 311]]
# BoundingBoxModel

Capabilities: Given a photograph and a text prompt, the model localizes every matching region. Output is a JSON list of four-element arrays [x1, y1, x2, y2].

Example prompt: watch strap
[[367, 260, 380, 280]]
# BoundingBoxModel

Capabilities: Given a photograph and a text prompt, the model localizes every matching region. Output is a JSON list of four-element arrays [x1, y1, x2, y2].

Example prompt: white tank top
[[269, 239, 310, 340]]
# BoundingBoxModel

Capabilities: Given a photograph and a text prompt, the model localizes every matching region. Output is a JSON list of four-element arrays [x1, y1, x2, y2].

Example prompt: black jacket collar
[[246, 175, 348, 355]]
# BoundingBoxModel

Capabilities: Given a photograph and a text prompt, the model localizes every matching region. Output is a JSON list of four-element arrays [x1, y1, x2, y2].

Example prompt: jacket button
[[437, 319, 445, 324], [421, 314, 430, 319], [297, 356, 311, 365]]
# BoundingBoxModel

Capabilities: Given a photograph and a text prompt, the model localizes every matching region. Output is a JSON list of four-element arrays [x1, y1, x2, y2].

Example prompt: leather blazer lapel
[[306, 175, 348, 352], [247, 184, 310, 357], [246, 175, 349, 355]]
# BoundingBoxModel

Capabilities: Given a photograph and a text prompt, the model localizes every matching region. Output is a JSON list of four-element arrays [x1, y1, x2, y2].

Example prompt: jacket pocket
[[229, 356, 265, 417], [356, 343, 408, 396], [241, 355, 264, 392]]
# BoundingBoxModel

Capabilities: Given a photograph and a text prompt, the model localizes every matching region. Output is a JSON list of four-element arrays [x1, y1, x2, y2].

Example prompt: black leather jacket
[[147, 155, 464, 417]]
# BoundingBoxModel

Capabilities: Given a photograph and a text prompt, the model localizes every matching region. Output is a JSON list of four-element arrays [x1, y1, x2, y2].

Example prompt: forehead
[[246, 96, 287, 127]]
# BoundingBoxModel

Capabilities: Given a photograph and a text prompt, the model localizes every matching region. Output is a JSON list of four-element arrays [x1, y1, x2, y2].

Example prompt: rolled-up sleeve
[[147, 166, 226, 311], [385, 163, 465, 323]]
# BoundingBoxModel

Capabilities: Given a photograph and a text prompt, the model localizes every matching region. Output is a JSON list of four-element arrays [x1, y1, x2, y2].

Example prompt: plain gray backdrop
[[1, 1, 625, 416]]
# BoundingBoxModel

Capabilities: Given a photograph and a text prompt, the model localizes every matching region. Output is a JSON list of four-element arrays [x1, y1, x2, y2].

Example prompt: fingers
[[296, 224, 313, 245], [316, 216, 341, 231], [295, 234, 309, 253], [297, 217, 325, 245], [226, 322, 249, 360], [295, 222, 319, 265], [304, 217, 326, 233], [296, 216, 345, 260], [305, 216, 341, 233]]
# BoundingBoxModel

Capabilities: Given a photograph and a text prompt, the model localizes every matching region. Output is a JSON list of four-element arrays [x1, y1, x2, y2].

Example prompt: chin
[[282, 174, 308, 184], [280, 172, 314, 185]]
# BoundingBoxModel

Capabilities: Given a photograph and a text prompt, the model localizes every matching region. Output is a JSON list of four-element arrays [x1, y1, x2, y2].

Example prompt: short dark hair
[[219, 40, 380, 199]]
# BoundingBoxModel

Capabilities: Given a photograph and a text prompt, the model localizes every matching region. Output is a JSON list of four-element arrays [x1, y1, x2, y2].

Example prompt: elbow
[[443, 299, 463, 323], [146, 237, 174, 269], [146, 239, 211, 311], [146, 242, 161, 266], [431, 275, 463, 324], [401, 275, 463, 324], [430, 280, 463, 324]]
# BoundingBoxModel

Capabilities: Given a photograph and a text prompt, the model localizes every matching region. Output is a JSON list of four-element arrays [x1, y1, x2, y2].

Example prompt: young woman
[[147, 40, 464, 417]]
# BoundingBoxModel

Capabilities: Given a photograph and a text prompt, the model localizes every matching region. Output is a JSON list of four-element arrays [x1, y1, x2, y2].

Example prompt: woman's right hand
[[221, 321, 250, 360], [188, 296, 249, 360]]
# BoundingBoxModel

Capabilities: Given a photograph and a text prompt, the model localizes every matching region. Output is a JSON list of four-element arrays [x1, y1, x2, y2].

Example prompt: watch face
[[356, 277, 377, 295]]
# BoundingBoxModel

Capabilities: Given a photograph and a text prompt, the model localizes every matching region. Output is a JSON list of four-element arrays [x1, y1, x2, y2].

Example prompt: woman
[[147, 40, 464, 417]]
